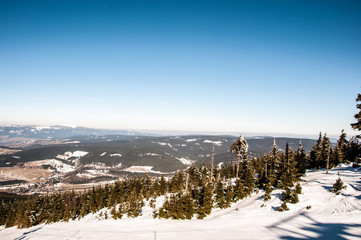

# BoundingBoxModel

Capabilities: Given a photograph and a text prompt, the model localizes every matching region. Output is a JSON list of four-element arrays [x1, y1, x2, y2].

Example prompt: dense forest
[[1, 93, 361, 228]]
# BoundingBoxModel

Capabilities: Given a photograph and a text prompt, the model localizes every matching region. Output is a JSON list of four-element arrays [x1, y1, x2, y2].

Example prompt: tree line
[[1, 129, 360, 228]]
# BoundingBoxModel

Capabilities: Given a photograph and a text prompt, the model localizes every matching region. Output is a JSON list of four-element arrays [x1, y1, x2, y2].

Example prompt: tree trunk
[[236, 151, 241, 180]]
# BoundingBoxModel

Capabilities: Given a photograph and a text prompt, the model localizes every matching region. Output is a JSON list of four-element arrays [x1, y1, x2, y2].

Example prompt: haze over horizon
[[1, 0, 360, 138]]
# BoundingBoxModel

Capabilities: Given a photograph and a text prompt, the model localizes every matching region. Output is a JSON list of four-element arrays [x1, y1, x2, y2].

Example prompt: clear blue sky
[[1, 0, 360, 137]]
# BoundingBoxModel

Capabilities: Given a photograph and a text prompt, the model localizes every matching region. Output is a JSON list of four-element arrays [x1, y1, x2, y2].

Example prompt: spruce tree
[[225, 185, 234, 208], [268, 139, 281, 185], [196, 183, 213, 219], [309, 132, 323, 170], [230, 134, 249, 180], [345, 137, 361, 162], [295, 182, 302, 194], [214, 181, 226, 209], [240, 160, 255, 196], [233, 179, 245, 201], [321, 134, 331, 167], [337, 130, 348, 163], [351, 93, 361, 138], [295, 140, 308, 175], [183, 193, 195, 219], [263, 183, 273, 201], [331, 174, 347, 195]]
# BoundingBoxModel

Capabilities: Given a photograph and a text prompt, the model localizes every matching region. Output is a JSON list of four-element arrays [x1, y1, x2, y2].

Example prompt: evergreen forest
[[1, 94, 361, 228]]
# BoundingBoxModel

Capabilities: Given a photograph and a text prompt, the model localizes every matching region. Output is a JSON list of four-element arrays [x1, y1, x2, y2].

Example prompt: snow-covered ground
[[175, 157, 195, 166], [56, 151, 88, 160], [44, 159, 75, 173], [203, 139, 223, 146], [1, 164, 361, 239], [122, 166, 173, 175], [109, 153, 122, 157]]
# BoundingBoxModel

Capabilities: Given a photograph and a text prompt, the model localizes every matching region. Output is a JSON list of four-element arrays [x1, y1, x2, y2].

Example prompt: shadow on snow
[[268, 212, 361, 240]]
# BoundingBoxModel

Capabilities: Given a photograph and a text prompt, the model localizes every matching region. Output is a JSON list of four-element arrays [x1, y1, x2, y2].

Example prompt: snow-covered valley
[[1, 164, 360, 240]]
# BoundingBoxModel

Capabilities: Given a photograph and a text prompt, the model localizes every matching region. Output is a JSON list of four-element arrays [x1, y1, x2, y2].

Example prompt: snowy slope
[[1, 164, 360, 240]]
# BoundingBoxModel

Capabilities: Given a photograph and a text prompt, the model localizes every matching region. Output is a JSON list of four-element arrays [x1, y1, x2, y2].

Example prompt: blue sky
[[1, 0, 360, 137]]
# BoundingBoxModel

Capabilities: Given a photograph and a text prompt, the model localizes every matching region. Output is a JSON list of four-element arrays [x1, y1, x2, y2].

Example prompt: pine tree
[[321, 134, 331, 168], [263, 183, 273, 201], [295, 182, 302, 194], [240, 160, 255, 196], [183, 193, 195, 219], [230, 134, 249, 180], [331, 145, 343, 168], [196, 183, 213, 219], [224, 184, 234, 208], [331, 174, 347, 195], [345, 137, 361, 162], [268, 139, 281, 185], [89, 187, 97, 213], [309, 132, 323, 170], [351, 93, 361, 138], [337, 130, 348, 163], [233, 179, 245, 201], [295, 140, 308, 175], [278, 201, 289, 212], [281, 187, 293, 203], [214, 181, 226, 209], [159, 175, 168, 195]]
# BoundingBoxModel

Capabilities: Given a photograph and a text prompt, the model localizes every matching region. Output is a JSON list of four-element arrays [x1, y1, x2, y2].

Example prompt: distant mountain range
[[0, 125, 144, 139], [0, 125, 318, 192], [0, 133, 317, 169]]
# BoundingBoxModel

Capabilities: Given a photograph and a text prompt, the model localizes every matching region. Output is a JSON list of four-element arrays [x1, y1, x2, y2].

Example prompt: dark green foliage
[[224, 185, 233, 208], [281, 187, 299, 204], [263, 183, 273, 201], [331, 176, 347, 195], [351, 93, 361, 138], [295, 182, 302, 194], [214, 181, 226, 208], [345, 138, 361, 163], [196, 183, 213, 219], [157, 193, 195, 220], [309, 132, 323, 170], [233, 180, 246, 201], [278, 202, 289, 212], [295, 141, 308, 176]]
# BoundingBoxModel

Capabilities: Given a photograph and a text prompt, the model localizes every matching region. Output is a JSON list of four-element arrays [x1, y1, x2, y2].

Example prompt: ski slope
[[1, 164, 361, 239]]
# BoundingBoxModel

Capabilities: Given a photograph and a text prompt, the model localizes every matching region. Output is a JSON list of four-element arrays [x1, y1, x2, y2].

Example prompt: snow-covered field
[[56, 151, 88, 160], [122, 166, 173, 175], [203, 139, 223, 146], [1, 164, 360, 240], [175, 157, 195, 166]]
